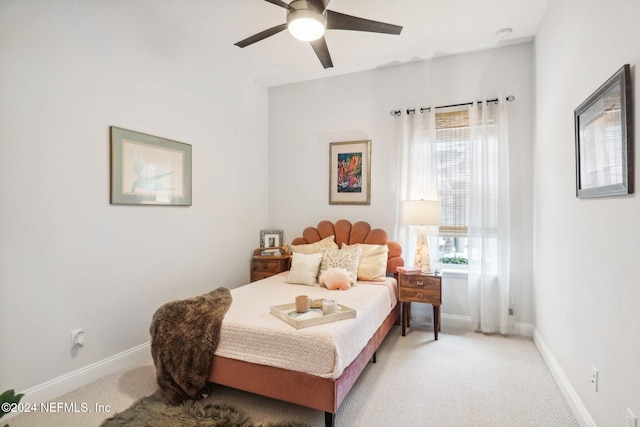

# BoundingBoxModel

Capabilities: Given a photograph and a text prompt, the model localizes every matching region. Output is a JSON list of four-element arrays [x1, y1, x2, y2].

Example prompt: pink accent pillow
[[318, 267, 352, 290]]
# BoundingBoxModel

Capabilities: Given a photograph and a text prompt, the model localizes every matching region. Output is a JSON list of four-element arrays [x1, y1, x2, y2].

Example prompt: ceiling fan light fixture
[[286, 9, 325, 41]]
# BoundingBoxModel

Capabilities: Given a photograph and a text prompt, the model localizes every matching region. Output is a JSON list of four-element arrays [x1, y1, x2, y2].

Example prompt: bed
[[207, 219, 404, 427]]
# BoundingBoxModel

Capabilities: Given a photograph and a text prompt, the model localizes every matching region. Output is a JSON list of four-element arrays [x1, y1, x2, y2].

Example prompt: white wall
[[534, 0, 640, 425], [0, 1, 269, 393], [268, 43, 535, 328]]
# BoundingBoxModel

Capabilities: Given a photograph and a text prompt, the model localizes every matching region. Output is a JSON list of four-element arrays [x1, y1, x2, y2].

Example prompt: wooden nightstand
[[398, 272, 442, 340], [250, 247, 290, 282]]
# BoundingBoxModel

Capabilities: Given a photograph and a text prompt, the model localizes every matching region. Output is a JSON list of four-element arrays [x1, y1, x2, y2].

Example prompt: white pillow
[[284, 252, 323, 286], [342, 243, 389, 282], [290, 235, 338, 254]]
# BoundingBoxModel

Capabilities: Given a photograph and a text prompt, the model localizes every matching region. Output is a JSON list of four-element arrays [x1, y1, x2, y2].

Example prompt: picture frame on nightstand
[[260, 229, 283, 248]]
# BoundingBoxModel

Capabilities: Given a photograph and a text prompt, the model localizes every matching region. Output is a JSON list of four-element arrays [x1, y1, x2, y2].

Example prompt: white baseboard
[[411, 306, 533, 337], [9, 341, 151, 419], [442, 313, 473, 330], [513, 322, 534, 337], [533, 329, 595, 427]]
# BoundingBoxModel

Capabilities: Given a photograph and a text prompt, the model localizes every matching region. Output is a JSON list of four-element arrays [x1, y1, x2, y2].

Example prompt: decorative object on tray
[[322, 299, 338, 314], [260, 229, 284, 248], [295, 295, 312, 312], [110, 126, 192, 206], [271, 301, 356, 329], [260, 248, 284, 257], [329, 140, 371, 205], [574, 64, 634, 198]]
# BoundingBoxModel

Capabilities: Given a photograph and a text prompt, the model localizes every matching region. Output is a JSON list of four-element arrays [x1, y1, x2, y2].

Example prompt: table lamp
[[401, 200, 441, 273]]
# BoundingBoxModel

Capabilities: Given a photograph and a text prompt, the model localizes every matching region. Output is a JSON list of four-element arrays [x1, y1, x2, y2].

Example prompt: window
[[435, 109, 470, 263]]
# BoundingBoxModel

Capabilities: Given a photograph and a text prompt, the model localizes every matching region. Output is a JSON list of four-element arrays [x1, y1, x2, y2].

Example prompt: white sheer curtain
[[467, 97, 511, 334], [394, 108, 439, 268]]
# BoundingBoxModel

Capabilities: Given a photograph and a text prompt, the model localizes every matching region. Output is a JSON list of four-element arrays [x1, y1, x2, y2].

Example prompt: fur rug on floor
[[100, 391, 309, 427]]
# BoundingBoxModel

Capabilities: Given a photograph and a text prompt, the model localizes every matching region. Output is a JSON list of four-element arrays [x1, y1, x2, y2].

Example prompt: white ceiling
[[140, 0, 549, 87]]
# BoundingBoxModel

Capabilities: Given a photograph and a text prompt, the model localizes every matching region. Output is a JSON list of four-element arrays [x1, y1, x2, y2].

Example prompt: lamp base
[[413, 227, 431, 273]]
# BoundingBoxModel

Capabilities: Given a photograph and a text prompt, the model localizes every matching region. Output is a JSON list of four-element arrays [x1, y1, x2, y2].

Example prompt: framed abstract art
[[110, 126, 192, 206]]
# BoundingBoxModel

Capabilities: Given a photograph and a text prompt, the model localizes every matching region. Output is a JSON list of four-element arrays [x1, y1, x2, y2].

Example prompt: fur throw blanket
[[150, 287, 232, 404]]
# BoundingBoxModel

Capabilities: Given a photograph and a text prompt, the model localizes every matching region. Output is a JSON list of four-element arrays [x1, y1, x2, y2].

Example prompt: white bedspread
[[215, 273, 397, 379]]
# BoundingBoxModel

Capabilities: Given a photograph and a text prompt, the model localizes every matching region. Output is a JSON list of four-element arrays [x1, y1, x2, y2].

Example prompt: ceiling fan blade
[[234, 23, 288, 48], [306, 0, 330, 12], [263, 0, 293, 10], [310, 36, 333, 69], [326, 10, 403, 35]]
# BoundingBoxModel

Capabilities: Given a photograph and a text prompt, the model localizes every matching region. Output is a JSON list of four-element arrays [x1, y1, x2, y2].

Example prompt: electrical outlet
[[590, 366, 598, 392], [627, 408, 637, 427]]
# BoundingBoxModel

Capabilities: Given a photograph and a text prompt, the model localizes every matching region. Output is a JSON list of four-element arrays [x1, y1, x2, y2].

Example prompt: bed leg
[[325, 412, 335, 427], [371, 351, 377, 363]]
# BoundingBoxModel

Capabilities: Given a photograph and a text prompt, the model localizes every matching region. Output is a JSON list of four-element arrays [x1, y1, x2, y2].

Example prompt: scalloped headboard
[[290, 219, 404, 275]]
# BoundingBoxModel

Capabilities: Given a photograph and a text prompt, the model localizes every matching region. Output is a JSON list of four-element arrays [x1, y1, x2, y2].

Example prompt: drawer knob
[[417, 292, 424, 298], [417, 280, 424, 286]]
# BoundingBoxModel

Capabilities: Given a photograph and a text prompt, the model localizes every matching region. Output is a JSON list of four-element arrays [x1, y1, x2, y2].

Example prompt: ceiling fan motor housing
[[286, 1, 326, 41], [288, 0, 325, 14]]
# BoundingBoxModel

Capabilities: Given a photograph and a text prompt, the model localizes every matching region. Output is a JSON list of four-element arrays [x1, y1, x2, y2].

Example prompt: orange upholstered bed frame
[[207, 220, 404, 427]]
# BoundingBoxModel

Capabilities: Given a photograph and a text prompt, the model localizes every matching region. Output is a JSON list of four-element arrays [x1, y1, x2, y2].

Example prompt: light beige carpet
[[9, 325, 579, 427]]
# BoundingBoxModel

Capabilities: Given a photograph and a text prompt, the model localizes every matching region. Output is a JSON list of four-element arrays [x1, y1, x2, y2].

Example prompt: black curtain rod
[[389, 95, 515, 117]]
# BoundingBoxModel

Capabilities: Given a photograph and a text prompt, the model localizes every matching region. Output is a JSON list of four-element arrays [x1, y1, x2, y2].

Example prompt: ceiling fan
[[234, 0, 403, 69]]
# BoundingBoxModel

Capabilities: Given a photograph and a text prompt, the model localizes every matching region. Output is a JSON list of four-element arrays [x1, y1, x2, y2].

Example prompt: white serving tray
[[270, 303, 356, 329]]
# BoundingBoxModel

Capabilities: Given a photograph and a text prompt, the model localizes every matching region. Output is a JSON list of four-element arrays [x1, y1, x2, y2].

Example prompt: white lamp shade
[[287, 10, 326, 41], [401, 200, 441, 226]]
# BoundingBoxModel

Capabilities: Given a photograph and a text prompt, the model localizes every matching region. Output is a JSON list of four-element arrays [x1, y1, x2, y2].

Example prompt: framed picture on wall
[[329, 140, 371, 205], [574, 64, 634, 198], [110, 126, 192, 205]]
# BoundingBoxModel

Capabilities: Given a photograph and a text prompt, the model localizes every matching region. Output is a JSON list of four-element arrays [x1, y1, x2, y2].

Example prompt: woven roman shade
[[436, 109, 470, 237]]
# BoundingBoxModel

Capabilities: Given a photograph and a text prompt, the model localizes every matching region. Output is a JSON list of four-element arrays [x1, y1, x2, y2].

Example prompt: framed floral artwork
[[329, 140, 371, 205]]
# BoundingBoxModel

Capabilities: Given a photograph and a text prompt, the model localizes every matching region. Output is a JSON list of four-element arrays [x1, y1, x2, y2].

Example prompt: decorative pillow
[[342, 243, 389, 282], [284, 252, 323, 286], [318, 267, 352, 290], [290, 235, 338, 254], [319, 248, 361, 284]]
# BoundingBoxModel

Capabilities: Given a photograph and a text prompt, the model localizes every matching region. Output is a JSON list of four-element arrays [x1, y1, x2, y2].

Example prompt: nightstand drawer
[[400, 275, 440, 290], [251, 271, 275, 282], [251, 260, 286, 273], [399, 287, 441, 304]]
